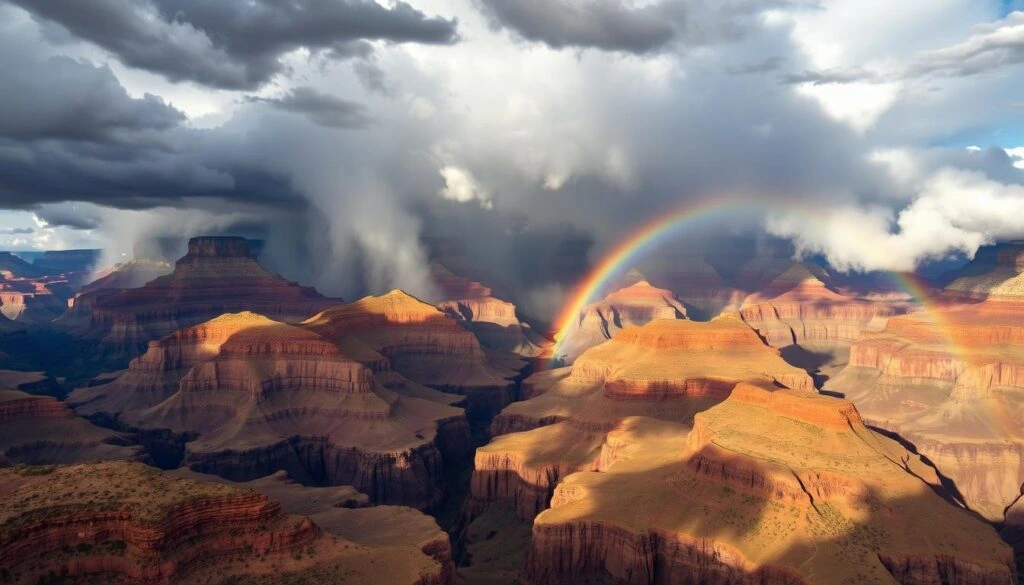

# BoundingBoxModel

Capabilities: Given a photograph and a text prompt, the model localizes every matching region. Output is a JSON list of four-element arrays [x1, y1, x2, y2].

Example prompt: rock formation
[[0, 270, 76, 323], [472, 315, 814, 521], [556, 278, 689, 362], [57, 237, 337, 359], [70, 311, 470, 509], [0, 461, 452, 585], [827, 245, 1024, 530], [646, 256, 745, 320], [0, 389, 143, 465], [432, 263, 547, 357], [740, 264, 908, 350], [304, 289, 520, 421], [523, 386, 1015, 584]]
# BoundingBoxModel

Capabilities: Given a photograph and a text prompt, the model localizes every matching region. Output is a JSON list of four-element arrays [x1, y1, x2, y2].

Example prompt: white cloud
[[438, 165, 493, 209]]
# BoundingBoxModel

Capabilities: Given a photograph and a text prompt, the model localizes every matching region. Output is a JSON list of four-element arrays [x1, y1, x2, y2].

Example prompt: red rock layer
[[305, 290, 519, 421], [740, 266, 907, 348], [0, 462, 451, 585], [70, 311, 472, 510], [556, 279, 688, 361], [58, 237, 337, 355]]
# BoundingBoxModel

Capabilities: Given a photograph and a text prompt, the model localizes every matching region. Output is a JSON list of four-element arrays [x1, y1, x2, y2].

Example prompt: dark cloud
[[10, 0, 459, 89], [0, 227, 33, 235], [353, 60, 395, 96], [473, 0, 764, 54], [728, 55, 785, 75], [0, 54, 183, 142], [246, 87, 372, 129], [33, 205, 102, 230]]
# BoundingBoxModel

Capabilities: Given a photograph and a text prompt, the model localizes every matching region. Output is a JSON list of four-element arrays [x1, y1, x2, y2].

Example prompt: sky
[[1, 0, 1024, 303]]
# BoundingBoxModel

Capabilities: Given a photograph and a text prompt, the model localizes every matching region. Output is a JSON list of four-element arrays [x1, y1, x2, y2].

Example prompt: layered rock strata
[[57, 237, 336, 358], [69, 312, 471, 509], [555, 279, 688, 362], [0, 389, 143, 465], [524, 386, 1015, 585], [740, 265, 908, 349], [0, 462, 450, 585], [472, 315, 814, 520], [304, 290, 520, 421], [432, 263, 547, 358]]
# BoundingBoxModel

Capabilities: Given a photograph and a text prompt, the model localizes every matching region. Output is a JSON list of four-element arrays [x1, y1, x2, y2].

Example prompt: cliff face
[[828, 299, 1024, 527], [740, 265, 908, 349], [471, 316, 814, 522], [522, 389, 1015, 585], [432, 263, 547, 358], [69, 311, 471, 510], [72, 259, 173, 303], [0, 389, 143, 465], [304, 290, 520, 421], [0, 269, 75, 324], [57, 237, 337, 358], [556, 279, 689, 362], [0, 462, 450, 585]]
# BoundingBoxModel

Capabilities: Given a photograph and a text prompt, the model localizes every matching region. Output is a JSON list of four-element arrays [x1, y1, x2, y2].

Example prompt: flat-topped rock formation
[[58, 237, 337, 359], [432, 263, 547, 358], [0, 389, 143, 465], [471, 316, 814, 520], [827, 299, 1024, 529], [740, 264, 909, 349], [524, 385, 1015, 585], [0, 252, 41, 277], [70, 312, 470, 509], [304, 290, 520, 421], [0, 462, 452, 585], [556, 279, 688, 362]]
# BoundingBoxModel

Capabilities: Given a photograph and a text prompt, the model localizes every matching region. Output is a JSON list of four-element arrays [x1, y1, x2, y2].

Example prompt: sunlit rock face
[[0, 462, 453, 585], [69, 310, 472, 510], [57, 236, 337, 359], [431, 262, 547, 358], [828, 245, 1024, 530], [522, 386, 1014, 585], [555, 278, 689, 362], [471, 315, 814, 521], [304, 289, 521, 421], [740, 264, 910, 350]]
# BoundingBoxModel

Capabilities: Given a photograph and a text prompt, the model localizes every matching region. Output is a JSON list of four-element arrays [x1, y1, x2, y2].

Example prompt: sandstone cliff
[[740, 264, 908, 349], [523, 387, 1015, 585], [304, 289, 520, 421], [472, 316, 814, 521], [57, 236, 337, 359], [0, 462, 450, 585], [432, 263, 547, 358], [828, 299, 1024, 528], [70, 312, 471, 510], [556, 279, 689, 362]]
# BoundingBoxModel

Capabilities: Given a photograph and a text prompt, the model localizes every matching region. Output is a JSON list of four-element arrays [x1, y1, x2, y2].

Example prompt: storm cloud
[[11, 0, 458, 89]]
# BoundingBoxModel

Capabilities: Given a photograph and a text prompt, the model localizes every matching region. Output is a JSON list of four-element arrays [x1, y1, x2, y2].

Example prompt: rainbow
[[549, 197, 968, 364]]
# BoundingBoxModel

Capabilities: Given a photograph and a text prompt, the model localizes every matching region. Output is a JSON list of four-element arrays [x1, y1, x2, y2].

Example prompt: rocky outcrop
[[69, 311, 471, 510], [523, 389, 1015, 585], [0, 462, 450, 585], [828, 298, 1024, 526], [432, 263, 547, 357], [472, 316, 814, 521], [57, 236, 337, 359], [305, 290, 520, 421], [740, 265, 908, 349], [0, 389, 143, 465], [556, 279, 689, 362], [0, 271, 75, 323], [944, 242, 1024, 301]]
